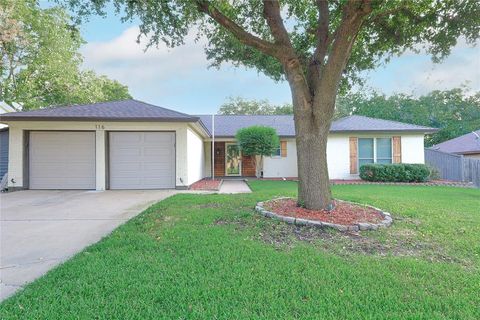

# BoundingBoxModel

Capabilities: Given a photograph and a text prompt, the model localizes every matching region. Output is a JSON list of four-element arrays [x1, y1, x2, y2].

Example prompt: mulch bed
[[190, 179, 222, 191], [263, 198, 384, 225]]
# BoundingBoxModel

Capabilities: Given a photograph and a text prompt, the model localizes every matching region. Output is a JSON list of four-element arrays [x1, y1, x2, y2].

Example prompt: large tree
[[66, 0, 480, 209], [336, 88, 480, 146], [0, 0, 131, 111]]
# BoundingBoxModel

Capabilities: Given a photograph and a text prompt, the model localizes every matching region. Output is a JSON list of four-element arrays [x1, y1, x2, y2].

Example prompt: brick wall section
[[242, 155, 256, 176], [214, 142, 225, 177]]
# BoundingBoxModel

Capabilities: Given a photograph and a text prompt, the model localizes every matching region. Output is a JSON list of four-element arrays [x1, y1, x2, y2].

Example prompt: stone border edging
[[255, 197, 393, 232]]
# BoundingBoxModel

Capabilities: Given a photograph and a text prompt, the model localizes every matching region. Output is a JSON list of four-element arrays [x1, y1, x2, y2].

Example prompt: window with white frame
[[358, 138, 392, 167]]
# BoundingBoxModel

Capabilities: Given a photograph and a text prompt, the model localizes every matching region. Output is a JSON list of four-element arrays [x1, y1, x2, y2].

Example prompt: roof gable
[[0, 100, 198, 122]]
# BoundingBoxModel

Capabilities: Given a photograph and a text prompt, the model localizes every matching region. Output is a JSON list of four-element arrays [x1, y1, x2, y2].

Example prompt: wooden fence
[[425, 148, 480, 187]]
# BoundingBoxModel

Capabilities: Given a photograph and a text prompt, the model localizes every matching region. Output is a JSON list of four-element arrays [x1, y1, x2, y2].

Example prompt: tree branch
[[313, 0, 329, 62], [262, 0, 292, 47], [195, 0, 280, 58], [307, 0, 330, 94], [313, 0, 373, 117]]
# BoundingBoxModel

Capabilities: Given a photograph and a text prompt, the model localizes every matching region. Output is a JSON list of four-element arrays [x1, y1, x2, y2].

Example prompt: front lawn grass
[[1, 181, 479, 319]]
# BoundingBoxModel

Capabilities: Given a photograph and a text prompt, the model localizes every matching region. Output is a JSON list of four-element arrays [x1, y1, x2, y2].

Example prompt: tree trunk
[[284, 60, 334, 210], [295, 118, 333, 210]]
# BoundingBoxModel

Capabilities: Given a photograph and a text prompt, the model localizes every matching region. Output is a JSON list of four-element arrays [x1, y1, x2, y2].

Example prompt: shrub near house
[[360, 164, 430, 183]]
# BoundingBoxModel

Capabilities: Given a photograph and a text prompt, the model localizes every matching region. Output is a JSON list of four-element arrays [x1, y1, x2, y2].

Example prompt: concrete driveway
[[0, 189, 179, 301]]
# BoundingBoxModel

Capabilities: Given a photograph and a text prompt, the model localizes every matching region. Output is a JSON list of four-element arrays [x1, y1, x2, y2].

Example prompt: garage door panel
[[143, 155, 172, 163], [63, 149, 95, 159], [144, 132, 170, 142], [113, 147, 142, 157], [35, 177, 96, 189], [112, 132, 142, 143], [29, 132, 95, 189], [144, 147, 167, 156], [30, 162, 94, 176], [109, 132, 175, 189], [110, 177, 142, 186], [113, 162, 142, 172], [143, 162, 172, 170]]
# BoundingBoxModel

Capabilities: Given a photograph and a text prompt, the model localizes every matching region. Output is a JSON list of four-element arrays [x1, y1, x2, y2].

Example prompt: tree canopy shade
[[335, 88, 480, 146], [64, 0, 480, 209], [0, 0, 131, 111], [218, 97, 293, 115], [236, 126, 279, 178]]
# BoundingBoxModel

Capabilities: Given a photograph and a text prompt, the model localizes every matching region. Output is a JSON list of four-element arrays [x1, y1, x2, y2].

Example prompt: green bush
[[427, 165, 441, 180], [235, 126, 279, 157], [359, 163, 430, 182]]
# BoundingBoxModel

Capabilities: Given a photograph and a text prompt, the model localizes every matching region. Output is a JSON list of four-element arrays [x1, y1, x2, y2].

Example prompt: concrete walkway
[[218, 180, 252, 194], [0, 189, 180, 301]]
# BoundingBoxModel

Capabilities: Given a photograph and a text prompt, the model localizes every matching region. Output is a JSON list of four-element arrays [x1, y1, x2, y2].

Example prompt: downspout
[[211, 114, 215, 180]]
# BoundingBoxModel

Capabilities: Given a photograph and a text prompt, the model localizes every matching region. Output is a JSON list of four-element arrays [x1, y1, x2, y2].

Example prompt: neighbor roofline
[[453, 150, 480, 155]]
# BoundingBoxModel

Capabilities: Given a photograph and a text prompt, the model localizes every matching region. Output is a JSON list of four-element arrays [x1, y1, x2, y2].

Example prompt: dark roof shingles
[[431, 130, 480, 154], [0, 99, 198, 122], [198, 114, 437, 137], [0, 100, 438, 135]]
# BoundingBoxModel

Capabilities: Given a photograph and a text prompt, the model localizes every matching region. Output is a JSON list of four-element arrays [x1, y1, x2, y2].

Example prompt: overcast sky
[[47, 2, 480, 114]]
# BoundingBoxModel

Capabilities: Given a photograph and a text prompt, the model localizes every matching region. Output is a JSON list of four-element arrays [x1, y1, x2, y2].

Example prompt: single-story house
[[430, 130, 480, 159], [0, 99, 437, 191]]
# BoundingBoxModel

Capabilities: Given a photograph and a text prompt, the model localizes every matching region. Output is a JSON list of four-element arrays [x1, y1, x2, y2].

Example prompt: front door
[[225, 143, 241, 176]]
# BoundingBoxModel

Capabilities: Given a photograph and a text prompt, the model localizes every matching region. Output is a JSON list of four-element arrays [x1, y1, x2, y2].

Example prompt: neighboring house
[[0, 99, 436, 191], [430, 130, 480, 159], [0, 127, 8, 179]]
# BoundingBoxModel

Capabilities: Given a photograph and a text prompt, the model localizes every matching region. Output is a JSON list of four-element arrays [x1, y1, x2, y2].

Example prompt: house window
[[272, 141, 287, 157], [376, 138, 393, 164], [358, 138, 374, 167], [272, 144, 281, 157], [358, 138, 392, 167]]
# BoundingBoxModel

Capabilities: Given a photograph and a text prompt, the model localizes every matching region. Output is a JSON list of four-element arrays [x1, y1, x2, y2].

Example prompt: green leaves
[[63, 0, 479, 90], [218, 97, 293, 115], [235, 125, 279, 157], [335, 88, 480, 146], [0, 0, 131, 111]]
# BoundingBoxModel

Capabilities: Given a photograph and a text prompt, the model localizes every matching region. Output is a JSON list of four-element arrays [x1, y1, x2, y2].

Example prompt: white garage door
[[29, 131, 96, 189], [109, 132, 175, 189]]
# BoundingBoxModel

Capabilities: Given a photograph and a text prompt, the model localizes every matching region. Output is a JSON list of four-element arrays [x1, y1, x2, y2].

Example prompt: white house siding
[[263, 139, 298, 178], [326, 135, 352, 179], [186, 127, 205, 185], [263, 133, 426, 180], [6, 121, 194, 190], [204, 141, 212, 177], [400, 134, 426, 164], [262, 137, 352, 179]]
